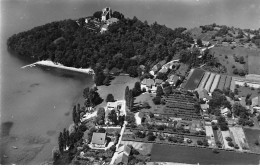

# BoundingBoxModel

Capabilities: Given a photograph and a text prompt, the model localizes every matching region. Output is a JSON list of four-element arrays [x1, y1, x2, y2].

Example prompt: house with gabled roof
[[114, 153, 128, 165], [91, 132, 107, 148], [117, 145, 131, 156]]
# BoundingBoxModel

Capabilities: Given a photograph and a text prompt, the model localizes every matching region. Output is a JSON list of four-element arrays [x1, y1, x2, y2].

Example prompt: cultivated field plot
[[151, 144, 260, 165], [243, 128, 260, 154], [248, 55, 260, 75], [164, 90, 201, 120], [184, 69, 205, 90], [229, 127, 247, 151]]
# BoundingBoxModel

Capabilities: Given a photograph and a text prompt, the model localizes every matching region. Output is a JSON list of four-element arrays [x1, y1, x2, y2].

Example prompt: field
[[151, 144, 260, 165], [237, 85, 260, 98], [248, 55, 260, 75], [243, 128, 260, 154], [209, 46, 259, 76], [184, 69, 205, 90]]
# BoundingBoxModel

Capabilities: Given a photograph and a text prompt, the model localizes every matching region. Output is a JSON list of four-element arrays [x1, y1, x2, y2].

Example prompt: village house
[[251, 96, 260, 113], [221, 107, 230, 117], [114, 152, 128, 165], [155, 79, 163, 86], [141, 78, 156, 92], [117, 145, 131, 156], [167, 75, 180, 86], [90, 132, 107, 148]]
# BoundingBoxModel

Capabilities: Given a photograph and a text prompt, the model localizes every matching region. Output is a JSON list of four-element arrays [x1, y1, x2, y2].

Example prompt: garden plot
[[221, 131, 233, 149], [184, 69, 205, 90], [229, 127, 247, 151]]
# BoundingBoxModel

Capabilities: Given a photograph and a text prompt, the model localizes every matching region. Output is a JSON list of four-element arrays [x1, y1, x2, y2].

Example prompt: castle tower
[[101, 7, 112, 21]]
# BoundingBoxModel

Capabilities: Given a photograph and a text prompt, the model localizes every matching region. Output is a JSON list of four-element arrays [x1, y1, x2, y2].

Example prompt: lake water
[[1, 0, 259, 165]]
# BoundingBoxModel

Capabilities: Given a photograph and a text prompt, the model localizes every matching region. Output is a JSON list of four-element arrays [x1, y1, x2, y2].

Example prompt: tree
[[197, 140, 203, 146], [134, 82, 141, 96], [142, 101, 150, 109], [52, 147, 60, 163], [125, 86, 129, 104], [233, 68, 238, 75], [239, 56, 245, 64], [126, 114, 136, 125], [128, 90, 134, 110], [225, 137, 232, 142], [232, 103, 249, 118], [58, 132, 64, 153], [228, 141, 234, 147], [197, 38, 203, 47], [93, 11, 102, 19], [156, 85, 164, 97], [152, 96, 161, 105], [257, 115, 260, 121], [108, 109, 118, 125], [216, 141, 222, 148], [96, 107, 105, 125], [106, 94, 115, 102], [79, 124, 87, 132], [97, 127, 106, 133], [147, 134, 156, 141], [255, 140, 259, 146], [103, 76, 110, 86]]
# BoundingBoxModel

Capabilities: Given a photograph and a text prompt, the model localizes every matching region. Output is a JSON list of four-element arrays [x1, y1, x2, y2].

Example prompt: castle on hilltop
[[101, 7, 112, 21]]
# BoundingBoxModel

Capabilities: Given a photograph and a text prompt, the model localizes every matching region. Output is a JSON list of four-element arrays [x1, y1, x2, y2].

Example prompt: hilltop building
[[102, 7, 112, 21]]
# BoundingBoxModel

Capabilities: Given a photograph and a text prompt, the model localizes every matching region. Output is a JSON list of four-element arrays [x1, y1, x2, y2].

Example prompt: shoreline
[[21, 60, 95, 75]]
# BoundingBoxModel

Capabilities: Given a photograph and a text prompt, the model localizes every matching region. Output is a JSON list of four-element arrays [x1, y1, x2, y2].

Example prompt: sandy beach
[[21, 60, 94, 75]]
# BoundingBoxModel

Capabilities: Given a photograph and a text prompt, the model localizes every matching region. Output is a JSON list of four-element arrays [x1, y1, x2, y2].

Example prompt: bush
[[216, 141, 222, 148], [152, 96, 161, 105], [212, 125, 218, 130], [234, 144, 239, 149], [79, 124, 87, 132], [97, 127, 106, 133], [197, 140, 203, 146], [147, 135, 156, 141], [157, 125, 165, 131], [168, 136, 177, 143], [225, 137, 232, 142], [142, 102, 151, 109], [106, 94, 115, 102], [255, 140, 259, 146], [228, 141, 234, 147]]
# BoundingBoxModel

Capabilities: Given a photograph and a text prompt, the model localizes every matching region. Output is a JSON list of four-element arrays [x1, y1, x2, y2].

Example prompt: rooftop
[[117, 145, 131, 156], [91, 132, 106, 145], [114, 152, 128, 165]]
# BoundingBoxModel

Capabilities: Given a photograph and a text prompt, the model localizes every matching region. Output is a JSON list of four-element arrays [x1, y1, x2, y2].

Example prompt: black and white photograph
[[1, 0, 260, 165]]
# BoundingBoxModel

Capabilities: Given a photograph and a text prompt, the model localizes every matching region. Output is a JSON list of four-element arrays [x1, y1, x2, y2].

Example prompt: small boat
[[12, 146, 18, 149], [3, 155, 8, 158]]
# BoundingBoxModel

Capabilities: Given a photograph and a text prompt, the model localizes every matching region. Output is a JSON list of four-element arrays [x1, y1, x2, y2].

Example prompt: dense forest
[[7, 10, 193, 85]]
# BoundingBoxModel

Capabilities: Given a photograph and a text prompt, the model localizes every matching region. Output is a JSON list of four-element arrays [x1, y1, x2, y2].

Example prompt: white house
[[221, 107, 230, 116]]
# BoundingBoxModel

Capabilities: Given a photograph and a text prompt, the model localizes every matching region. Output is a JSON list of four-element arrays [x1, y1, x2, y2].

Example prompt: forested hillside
[[7, 11, 193, 85]]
